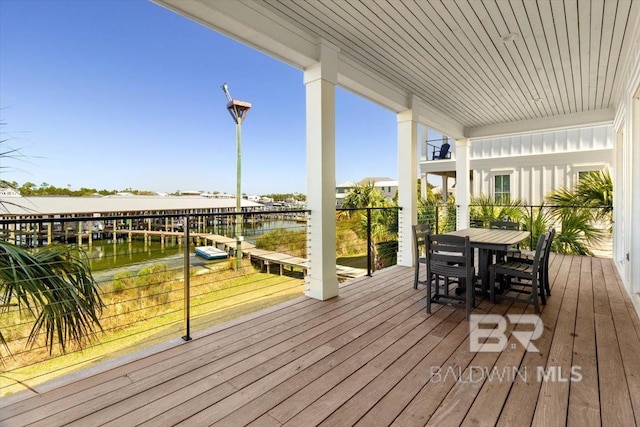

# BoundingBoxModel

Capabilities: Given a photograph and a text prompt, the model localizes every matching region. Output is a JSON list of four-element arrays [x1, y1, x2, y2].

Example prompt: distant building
[[335, 181, 356, 208], [0, 188, 21, 197], [335, 177, 398, 207], [0, 195, 264, 218], [420, 124, 613, 205]]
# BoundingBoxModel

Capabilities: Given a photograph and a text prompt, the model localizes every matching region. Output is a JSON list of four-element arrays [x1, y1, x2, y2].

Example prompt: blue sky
[[0, 0, 400, 195]]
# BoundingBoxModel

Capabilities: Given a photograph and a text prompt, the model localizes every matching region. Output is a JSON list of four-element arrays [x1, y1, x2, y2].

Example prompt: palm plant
[[547, 170, 613, 229], [550, 210, 603, 255], [342, 182, 397, 269], [545, 170, 611, 255], [342, 182, 386, 212], [0, 241, 104, 358], [417, 193, 457, 233], [1, 127, 104, 359], [469, 194, 526, 228], [417, 192, 440, 230], [520, 204, 553, 250]]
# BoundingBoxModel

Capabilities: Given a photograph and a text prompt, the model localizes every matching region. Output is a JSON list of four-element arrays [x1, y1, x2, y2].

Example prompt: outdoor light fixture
[[220, 82, 252, 270], [500, 32, 520, 43]]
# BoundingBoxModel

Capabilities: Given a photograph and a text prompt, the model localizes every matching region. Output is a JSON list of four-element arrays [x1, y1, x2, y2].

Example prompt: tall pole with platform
[[221, 83, 251, 270]]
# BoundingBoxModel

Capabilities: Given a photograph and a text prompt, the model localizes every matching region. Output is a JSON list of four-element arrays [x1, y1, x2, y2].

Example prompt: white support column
[[421, 174, 428, 199], [455, 138, 471, 229], [631, 91, 640, 297], [442, 176, 449, 203], [397, 98, 419, 267], [304, 41, 339, 300]]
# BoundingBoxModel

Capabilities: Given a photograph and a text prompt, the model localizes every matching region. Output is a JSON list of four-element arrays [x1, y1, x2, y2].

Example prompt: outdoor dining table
[[444, 228, 530, 292]]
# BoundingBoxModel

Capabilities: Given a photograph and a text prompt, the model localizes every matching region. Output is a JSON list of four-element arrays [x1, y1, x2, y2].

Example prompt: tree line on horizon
[[0, 181, 307, 201]]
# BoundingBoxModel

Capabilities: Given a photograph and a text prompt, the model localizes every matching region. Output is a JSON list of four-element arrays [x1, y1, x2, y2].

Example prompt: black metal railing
[[335, 207, 400, 276], [0, 210, 310, 395], [0, 206, 403, 395]]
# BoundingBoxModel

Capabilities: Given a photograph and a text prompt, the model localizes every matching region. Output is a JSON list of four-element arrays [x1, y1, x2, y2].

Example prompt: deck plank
[[4, 267, 408, 426], [594, 259, 636, 427], [332, 295, 514, 427], [131, 277, 427, 425], [566, 257, 600, 427], [459, 253, 565, 426], [530, 254, 583, 425], [495, 254, 578, 426], [277, 309, 466, 426], [213, 294, 432, 426], [33, 270, 414, 427], [600, 257, 640, 424]]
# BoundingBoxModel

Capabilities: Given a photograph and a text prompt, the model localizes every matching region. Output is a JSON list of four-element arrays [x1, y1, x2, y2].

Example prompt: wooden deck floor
[[1, 254, 639, 426]]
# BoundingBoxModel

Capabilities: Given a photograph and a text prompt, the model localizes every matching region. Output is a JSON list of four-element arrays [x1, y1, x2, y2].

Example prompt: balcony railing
[[0, 207, 399, 396]]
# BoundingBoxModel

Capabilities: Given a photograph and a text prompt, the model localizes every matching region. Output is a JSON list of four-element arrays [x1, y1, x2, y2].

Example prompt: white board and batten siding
[[469, 125, 613, 205]]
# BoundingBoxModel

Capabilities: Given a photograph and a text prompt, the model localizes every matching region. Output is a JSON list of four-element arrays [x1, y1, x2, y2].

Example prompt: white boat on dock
[[194, 246, 228, 260]]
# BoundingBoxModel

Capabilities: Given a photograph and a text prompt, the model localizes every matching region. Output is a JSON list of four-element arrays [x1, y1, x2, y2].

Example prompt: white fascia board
[[466, 109, 616, 140], [420, 159, 456, 175], [153, 0, 318, 69]]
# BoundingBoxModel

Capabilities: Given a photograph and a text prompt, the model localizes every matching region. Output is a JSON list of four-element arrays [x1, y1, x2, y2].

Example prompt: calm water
[[79, 220, 304, 271]]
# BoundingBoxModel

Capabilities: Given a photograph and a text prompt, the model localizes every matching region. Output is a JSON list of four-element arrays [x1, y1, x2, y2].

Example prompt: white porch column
[[421, 174, 428, 199], [455, 138, 470, 229], [304, 42, 339, 300], [397, 98, 419, 267], [442, 176, 449, 203]]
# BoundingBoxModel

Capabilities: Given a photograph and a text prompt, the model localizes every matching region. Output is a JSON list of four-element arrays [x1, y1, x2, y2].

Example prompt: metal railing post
[[529, 205, 534, 248], [182, 214, 192, 341], [367, 208, 372, 276], [435, 205, 440, 234]]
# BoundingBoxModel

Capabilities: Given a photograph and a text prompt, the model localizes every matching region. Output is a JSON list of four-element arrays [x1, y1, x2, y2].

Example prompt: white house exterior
[[335, 181, 354, 208], [373, 179, 398, 202], [335, 178, 398, 207], [421, 124, 613, 205]]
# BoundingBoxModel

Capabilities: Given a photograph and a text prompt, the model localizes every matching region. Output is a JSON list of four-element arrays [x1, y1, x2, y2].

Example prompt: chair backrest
[[426, 234, 473, 279], [531, 231, 550, 274], [489, 220, 520, 230], [543, 227, 556, 267], [437, 142, 450, 159], [412, 224, 431, 261], [546, 228, 556, 252]]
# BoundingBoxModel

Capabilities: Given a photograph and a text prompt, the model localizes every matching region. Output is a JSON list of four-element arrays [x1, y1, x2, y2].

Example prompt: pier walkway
[[114, 229, 367, 280]]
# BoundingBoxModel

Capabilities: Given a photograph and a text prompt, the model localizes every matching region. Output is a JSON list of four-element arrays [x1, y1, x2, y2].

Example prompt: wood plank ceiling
[[257, 0, 639, 129]]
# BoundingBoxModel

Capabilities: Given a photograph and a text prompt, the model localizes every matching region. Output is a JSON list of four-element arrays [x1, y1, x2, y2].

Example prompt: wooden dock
[[111, 229, 368, 280]]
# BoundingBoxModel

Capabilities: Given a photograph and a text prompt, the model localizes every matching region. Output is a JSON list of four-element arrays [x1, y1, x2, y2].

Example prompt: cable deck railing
[[0, 207, 399, 397]]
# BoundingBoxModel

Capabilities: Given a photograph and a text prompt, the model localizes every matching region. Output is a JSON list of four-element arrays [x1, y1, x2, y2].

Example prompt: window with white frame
[[574, 166, 605, 186], [494, 174, 511, 204]]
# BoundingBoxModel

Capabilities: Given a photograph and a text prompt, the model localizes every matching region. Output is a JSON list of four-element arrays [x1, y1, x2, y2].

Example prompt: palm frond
[[0, 241, 104, 356]]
